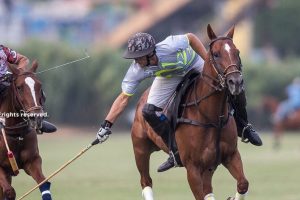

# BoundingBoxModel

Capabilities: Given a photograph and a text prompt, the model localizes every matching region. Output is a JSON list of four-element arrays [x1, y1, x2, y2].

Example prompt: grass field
[[11, 127, 300, 200]]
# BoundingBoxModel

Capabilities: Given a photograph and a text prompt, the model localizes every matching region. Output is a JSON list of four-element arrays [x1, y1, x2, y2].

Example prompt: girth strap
[[177, 112, 230, 129], [177, 118, 217, 128]]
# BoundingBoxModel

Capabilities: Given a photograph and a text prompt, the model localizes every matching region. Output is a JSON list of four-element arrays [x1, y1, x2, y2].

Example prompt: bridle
[[5, 72, 44, 133], [203, 37, 242, 90], [12, 72, 44, 114]]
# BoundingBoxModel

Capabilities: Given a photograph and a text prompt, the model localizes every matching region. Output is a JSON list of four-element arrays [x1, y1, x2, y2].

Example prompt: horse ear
[[226, 25, 235, 39], [30, 60, 39, 73], [8, 63, 20, 75], [207, 24, 217, 40]]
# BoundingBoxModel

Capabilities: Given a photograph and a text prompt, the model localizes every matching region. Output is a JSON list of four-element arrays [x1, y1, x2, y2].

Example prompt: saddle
[[165, 69, 200, 137]]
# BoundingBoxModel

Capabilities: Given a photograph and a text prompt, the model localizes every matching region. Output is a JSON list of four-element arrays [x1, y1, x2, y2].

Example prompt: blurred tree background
[[18, 40, 153, 128], [6, 0, 300, 130]]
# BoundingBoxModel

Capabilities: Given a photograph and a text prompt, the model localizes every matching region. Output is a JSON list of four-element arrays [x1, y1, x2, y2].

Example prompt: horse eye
[[213, 52, 220, 58]]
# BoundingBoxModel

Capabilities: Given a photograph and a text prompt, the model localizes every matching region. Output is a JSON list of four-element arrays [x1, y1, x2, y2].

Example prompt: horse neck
[[193, 63, 229, 121]]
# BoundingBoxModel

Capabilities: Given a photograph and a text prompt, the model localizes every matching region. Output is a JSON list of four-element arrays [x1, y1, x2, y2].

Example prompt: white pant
[[147, 58, 204, 109], [147, 76, 183, 108]]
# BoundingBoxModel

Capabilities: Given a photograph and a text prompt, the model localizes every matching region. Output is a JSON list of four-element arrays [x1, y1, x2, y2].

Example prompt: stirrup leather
[[170, 151, 179, 167]]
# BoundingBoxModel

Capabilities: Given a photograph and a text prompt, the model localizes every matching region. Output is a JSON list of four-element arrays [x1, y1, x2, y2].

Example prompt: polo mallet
[[1, 127, 19, 175], [17, 138, 100, 200]]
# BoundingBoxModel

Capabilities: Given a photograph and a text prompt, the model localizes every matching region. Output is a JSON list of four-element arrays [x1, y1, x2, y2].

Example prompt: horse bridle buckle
[[218, 74, 226, 89]]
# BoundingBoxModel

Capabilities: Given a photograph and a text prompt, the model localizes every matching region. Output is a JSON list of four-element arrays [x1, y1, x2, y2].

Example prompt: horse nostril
[[228, 79, 234, 85]]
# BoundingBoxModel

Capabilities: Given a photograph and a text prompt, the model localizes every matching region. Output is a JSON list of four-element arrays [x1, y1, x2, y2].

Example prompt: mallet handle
[[1, 128, 19, 175]]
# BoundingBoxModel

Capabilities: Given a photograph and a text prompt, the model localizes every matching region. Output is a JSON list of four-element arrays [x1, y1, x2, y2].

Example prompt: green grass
[[12, 130, 300, 200]]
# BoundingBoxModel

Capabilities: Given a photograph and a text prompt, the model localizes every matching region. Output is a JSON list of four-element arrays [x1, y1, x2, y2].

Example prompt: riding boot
[[142, 104, 182, 172], [39, 121, 57, 134], [230, 91, 263, 146], [157, 150, 182, 172]]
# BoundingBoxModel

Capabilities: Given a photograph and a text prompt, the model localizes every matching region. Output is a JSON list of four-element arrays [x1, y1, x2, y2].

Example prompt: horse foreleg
[[203, 169, 217, 200], [0, 168, 15, 200], [0, 186, 2, 200], [23, 156, 52, 200], [132, 130, 154, 200], [185, 162, 205, 200], [223, 150, 249, 200]]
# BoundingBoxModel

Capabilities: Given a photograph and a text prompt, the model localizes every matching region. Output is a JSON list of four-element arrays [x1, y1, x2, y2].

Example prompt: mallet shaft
[[17, 139, 99, 200]]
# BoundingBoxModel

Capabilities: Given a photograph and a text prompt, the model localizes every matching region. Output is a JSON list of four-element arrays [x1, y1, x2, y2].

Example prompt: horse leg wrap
[[235, 192, 247, 200], [204, 193, 216, 200], [142, 186, 154, 200], [39, 181, 52, 200]]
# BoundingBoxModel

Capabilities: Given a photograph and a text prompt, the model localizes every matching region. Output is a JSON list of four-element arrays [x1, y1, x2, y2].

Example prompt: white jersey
[[121, 34, 204, 96]]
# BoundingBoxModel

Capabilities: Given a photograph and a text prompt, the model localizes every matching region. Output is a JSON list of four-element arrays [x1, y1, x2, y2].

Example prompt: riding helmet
[[123, 32, 156, 59]]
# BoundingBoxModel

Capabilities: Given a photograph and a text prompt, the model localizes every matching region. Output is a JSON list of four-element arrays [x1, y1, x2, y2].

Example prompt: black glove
[[96, 120, 113, 143]]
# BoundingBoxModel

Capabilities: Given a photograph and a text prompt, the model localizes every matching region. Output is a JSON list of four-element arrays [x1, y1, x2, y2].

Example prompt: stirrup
[[170, 151, 180, 167], [241, 124, 252, 143]]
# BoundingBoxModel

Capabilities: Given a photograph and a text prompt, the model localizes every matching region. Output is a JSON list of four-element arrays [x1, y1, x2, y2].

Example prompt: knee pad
[[142, 103, 166, 123], [142, 103, 170, 137]]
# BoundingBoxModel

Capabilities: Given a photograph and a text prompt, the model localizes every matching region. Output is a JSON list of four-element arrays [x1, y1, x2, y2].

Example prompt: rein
[[177, 75, 230, 129], [178, 37, 242, 128], [178, 37, 243, 168]]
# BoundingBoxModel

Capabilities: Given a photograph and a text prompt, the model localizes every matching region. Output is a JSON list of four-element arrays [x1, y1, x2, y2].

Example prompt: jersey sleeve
[[160, 34, 189, 51], [121, 61, 150, 96], [2, 45, 18, 64]]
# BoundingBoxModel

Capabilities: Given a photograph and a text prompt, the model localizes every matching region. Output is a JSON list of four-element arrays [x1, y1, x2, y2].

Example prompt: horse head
[[7, 60, 45, 130], [206, 24, 244, 95]]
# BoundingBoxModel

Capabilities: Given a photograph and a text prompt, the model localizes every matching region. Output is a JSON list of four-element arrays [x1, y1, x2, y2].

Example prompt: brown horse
[[131, 24, 248, 200], [0, 61, 52, 200], [262, 96, 300, 147]]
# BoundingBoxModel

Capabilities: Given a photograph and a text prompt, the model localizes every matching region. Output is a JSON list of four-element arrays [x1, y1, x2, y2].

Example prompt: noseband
[[206, 37, 242, 90]]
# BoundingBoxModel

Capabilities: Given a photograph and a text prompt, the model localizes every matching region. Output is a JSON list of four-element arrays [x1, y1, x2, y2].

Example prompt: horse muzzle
[[27, 112, 44, 130], [226, 74, 244, 95]]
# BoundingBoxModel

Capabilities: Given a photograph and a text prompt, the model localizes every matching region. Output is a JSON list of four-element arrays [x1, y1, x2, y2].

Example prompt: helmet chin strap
[[146, 50, 156, 66]]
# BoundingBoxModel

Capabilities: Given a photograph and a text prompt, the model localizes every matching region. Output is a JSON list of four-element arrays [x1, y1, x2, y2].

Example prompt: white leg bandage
[[41, 190, 51, 196], [204, 193, 216, 200], [142, 186, 154, 200], [235, 192, 247, 200]]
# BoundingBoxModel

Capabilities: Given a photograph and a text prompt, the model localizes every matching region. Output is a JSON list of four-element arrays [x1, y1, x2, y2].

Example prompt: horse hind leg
[[0, 168, 15, 200], [132, 126, 155, 200], [223, 150, 249, 200], [0, 185, 16, 200]]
